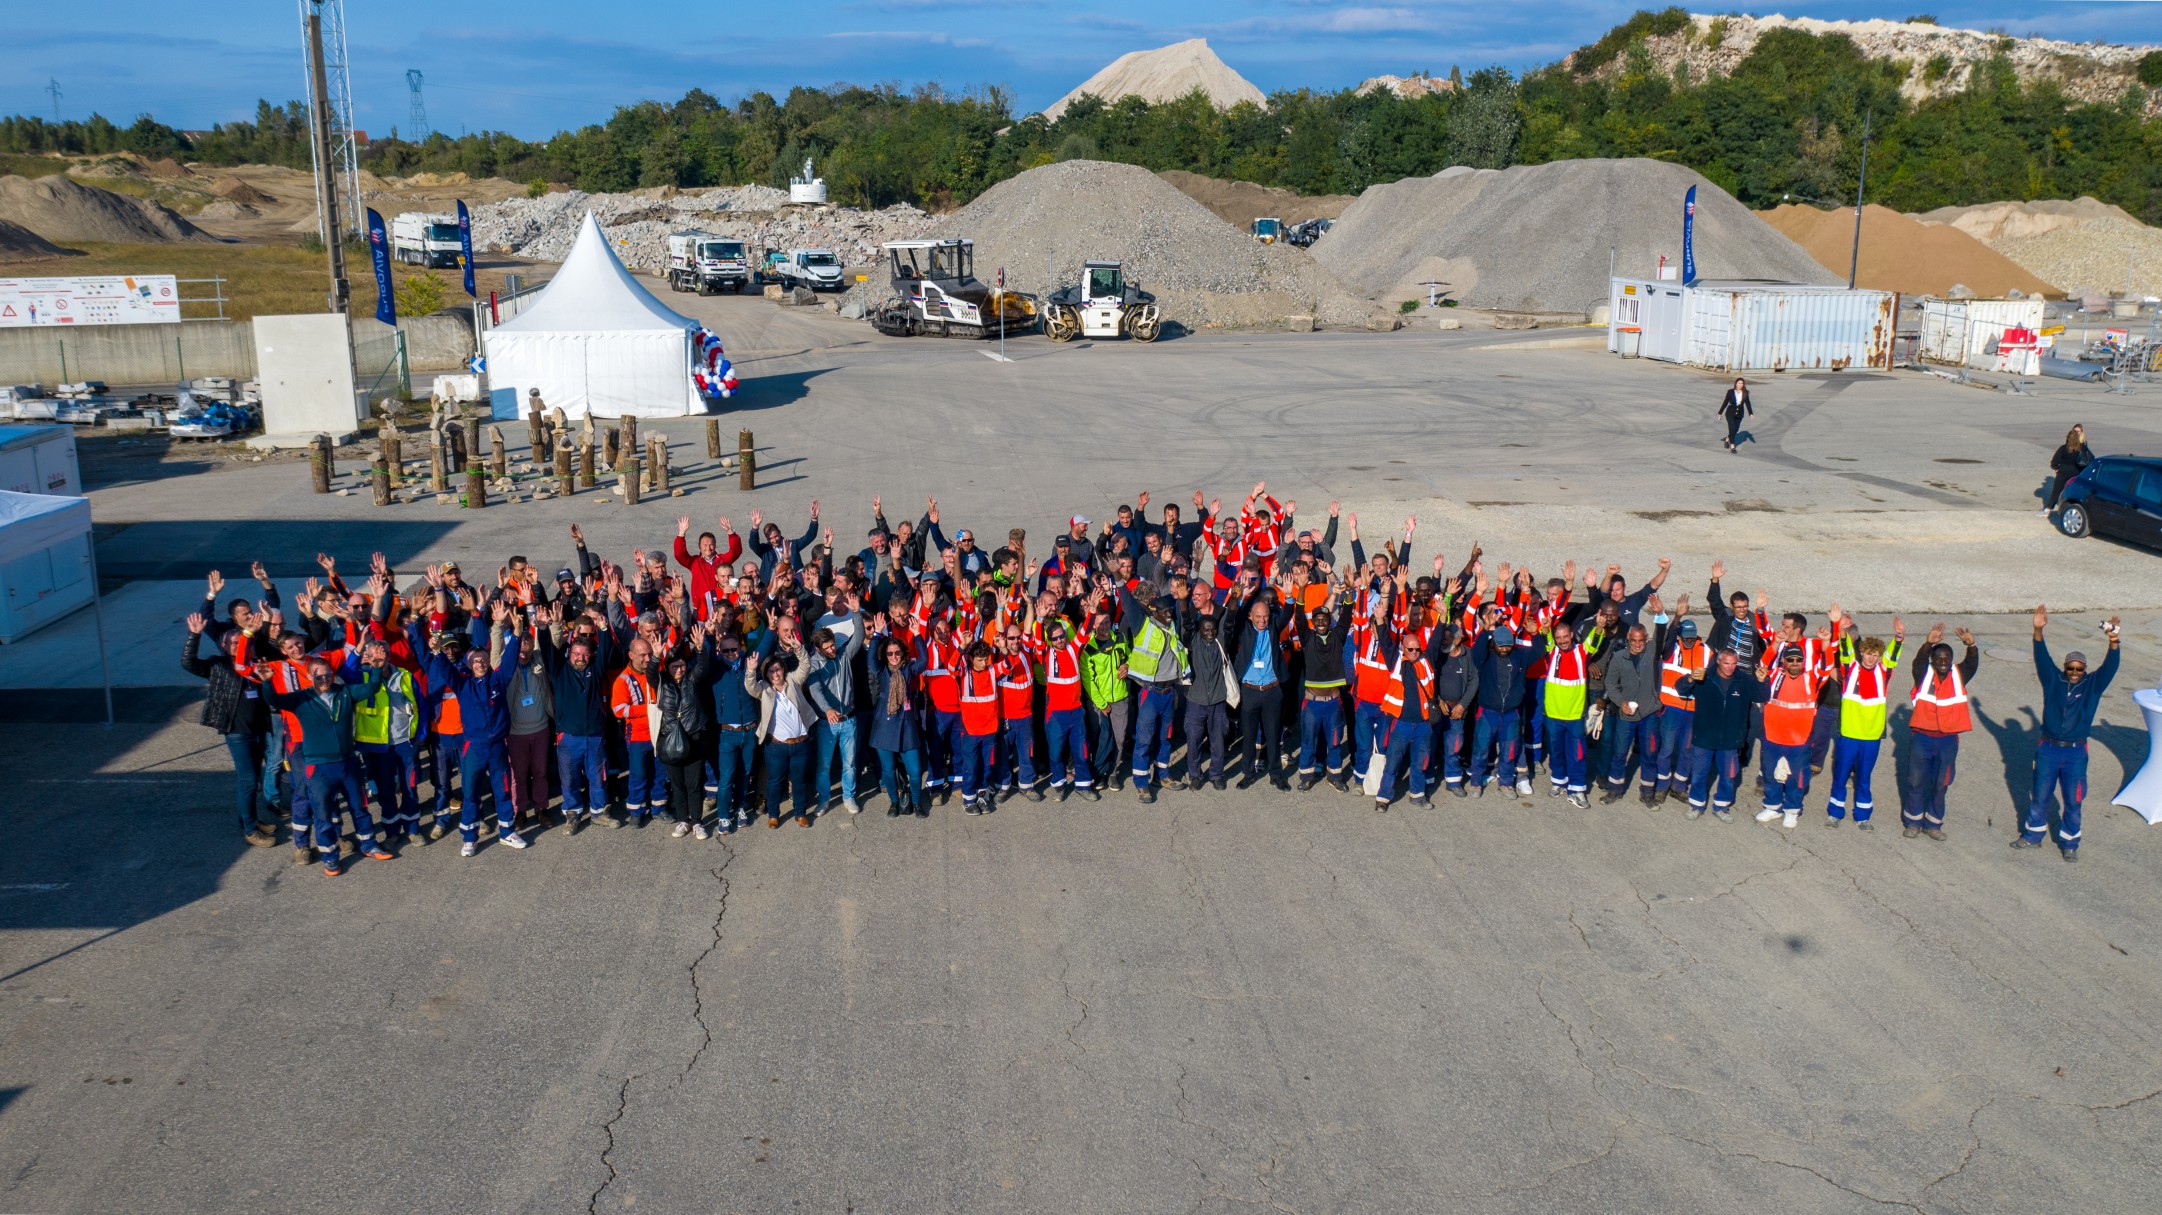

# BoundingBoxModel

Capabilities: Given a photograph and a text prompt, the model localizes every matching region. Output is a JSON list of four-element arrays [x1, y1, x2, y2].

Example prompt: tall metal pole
[[1848, 110, 1871, 291], [304, 6, 350, 317]]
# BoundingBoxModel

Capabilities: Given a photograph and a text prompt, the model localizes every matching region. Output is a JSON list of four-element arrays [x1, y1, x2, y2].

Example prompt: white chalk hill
[[1041, 39, 1266, 122]]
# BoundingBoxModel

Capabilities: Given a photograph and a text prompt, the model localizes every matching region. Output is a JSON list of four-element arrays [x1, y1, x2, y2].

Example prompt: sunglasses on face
[[2065, 664, 2086, 674]]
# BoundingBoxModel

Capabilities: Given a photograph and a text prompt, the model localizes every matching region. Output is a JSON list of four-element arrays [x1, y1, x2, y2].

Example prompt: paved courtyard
[[2, 304, 2159, 1213]]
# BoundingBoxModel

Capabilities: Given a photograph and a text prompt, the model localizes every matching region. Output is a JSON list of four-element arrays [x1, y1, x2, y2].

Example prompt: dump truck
[[391, 212, 463, 268], [666, 231, 754, 294]]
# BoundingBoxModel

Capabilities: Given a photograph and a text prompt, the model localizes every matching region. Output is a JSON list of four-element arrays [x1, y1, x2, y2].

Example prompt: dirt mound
[[1314, 158, 1834, 313], [0, 219, 82, 258], [1916, 197, 2140, 243], [1993, 218, 2162, 299], [1042, 40, 1265, 121], [209, 176, 276, 205], [944, 160, 1380, 329], [1762, 204, 2057, 297], [0, 174, 210, 243], [1157, 171, 1352, 230]]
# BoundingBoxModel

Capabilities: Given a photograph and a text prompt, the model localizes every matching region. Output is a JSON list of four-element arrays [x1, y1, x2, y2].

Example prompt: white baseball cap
[[1070, 514, 1090, 527]]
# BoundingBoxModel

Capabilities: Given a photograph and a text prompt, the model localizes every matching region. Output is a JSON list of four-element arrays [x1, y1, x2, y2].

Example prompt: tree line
[[4, 11, 2159, 222]]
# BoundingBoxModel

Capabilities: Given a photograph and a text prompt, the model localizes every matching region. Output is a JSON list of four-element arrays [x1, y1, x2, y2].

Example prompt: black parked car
[[2057, 455, 2162, 551]]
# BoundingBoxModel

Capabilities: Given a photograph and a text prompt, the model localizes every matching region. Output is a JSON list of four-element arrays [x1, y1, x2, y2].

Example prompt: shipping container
[[1918, 297, 2046, 366], [1683, 281, 1897, 373], [1607, 278, 1690, 362], [0, 424, 82, 496]]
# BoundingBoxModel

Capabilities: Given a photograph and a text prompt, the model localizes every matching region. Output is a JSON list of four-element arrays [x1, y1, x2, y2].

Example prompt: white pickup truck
[[771, 248, 845, 292]]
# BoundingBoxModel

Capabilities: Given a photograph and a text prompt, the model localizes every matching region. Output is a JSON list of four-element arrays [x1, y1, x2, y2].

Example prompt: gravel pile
[[0, 173, 211, 244], [467, 186, 928, 275], [0, 217, 81, 258], [1917, 196, 2138, 244], [1991, 218, 2162, 299], [941, 160, 1382, 329], [1314, 158, 1836, 314], [1763, 203, 2057, 297]]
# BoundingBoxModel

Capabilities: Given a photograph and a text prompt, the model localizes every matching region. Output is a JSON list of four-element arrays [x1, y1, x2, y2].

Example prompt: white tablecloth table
[[2111, 688, 2162, 826]]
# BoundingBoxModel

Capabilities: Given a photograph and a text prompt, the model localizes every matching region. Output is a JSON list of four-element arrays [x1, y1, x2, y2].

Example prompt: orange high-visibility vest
[[995, 653, 1033, 720], [1382, 657, 1436, 721], [1660, 640, 1706, 711], [923, 637, 963, 713], [959, 667, 999, 736], [1910, 667, 1972, 734], [612, 668, 655, 742], [1762, 669, 1822, 746], [1352, 627, 1393, 705], [1041, 642, 1084, 713]]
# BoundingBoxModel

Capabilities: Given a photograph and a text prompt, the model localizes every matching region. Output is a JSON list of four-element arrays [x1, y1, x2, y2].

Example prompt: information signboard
[[0, 275, 181, 327]]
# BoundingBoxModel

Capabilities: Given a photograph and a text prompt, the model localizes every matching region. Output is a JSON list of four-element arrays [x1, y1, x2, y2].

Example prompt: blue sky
[[6, 2, 2159, 139]]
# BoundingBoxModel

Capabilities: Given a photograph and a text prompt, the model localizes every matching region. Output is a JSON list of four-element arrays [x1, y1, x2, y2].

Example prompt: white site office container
[[1919, 297, 2046, 365], [1684, 282, 1897, 373], [1607, 278, 1690, 363], [0, 424, 83, 496], [0, 490, 93, 642]]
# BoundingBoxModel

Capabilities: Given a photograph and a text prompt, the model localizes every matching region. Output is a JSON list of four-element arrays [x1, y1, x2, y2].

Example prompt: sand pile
[[210, 176, 276, 206], [1042, 40, 1265, 121], [0, 174, 210, 243], [1315, 158, 1834, 314], [1762, 203, 2057, 297], [1917, 196, 2138, 243], [1993, 218, 2162, 298], [943, 160, 1380, 328], [1157, 171, 1352, 230], [0, 219, 81, 259]]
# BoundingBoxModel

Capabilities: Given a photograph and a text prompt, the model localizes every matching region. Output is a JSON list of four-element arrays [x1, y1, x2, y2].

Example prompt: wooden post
[[705, 418, 721, 460], [309, 435, 332, 493], [602, 427, 619, 473], [488, 425, 507, 479], [429, 427, 447, 493], [619, 413, 638, 467], [622, 458, 642, 506], [466, 465, 486, 509], [378, 423, 400, 487], [738, 429, 754, 490], [643, 437, 661, 493], [555, 436, 573, 497], [371, 459, 391, 506], [577, 434, 595, 489], [525, 391, 545, 458], [653, 437, 670, 494], [464, 418, 482, 474]]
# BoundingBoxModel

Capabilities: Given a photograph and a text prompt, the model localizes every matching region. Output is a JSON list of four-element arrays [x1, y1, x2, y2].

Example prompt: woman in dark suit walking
[[1717, 378, 1751, 452]]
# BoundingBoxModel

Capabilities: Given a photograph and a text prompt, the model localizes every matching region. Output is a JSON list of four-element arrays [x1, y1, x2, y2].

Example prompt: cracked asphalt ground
[[4, 308, 2162, 1212]]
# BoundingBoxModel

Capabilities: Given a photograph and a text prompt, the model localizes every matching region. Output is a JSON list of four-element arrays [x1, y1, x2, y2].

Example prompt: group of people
[[180, 481, 2123, 875]]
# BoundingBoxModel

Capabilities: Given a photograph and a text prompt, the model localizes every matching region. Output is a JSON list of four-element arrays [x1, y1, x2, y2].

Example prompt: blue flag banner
[[366, 208, 396, 326], [1681, 185, 1698, 285], [457, 199, 476, 298]]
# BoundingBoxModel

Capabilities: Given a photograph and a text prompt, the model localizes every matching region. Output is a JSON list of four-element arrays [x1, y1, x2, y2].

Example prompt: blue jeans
[[1759, 741, 1812, 813], [710, 727, 756, 827], [1297, 694, 1344, 778], [1544, 717, 1588, 792], [1605, 713, 1656, 789], [816, 716, 859, 804], [762, 736, 816, 821], [1000, 718, 1038, 791], [1469, 705, 1521, 787], [1687, 746, 1739, 810], [1378, 713, 1433, 800], [458, 736, 513, 841], [2025, 740, 2087, 850], [1654, 710, 1694, 791], [1826, 736, 1880, 821], [1043, 706, 1090, 788], [557, 732, 608, 817], [430, 731, 463, 820], [1131, 685, 1178, 789], [929, 708, 965, 789], [878, 747, 924, 811], [623, 739, 659, 816], [223, 733, 267, 834], [301, 757, 376, 856], [1906, 732, 1959, 829], [360, 741, 422, 832]]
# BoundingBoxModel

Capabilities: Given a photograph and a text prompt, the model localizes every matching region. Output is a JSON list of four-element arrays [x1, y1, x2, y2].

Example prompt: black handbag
[[656, 712, 691, 765]]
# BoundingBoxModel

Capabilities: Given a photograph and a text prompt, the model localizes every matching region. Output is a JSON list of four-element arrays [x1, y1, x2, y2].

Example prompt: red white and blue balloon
[[691, 327, 738, 399]]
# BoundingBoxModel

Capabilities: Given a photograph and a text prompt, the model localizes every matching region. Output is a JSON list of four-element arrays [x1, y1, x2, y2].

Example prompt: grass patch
[[0, 241, 522, 322], [0, 152, 74, 179]]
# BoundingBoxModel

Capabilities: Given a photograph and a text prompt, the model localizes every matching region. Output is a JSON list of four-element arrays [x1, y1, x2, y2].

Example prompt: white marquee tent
[[483, 212, 703, 419]]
